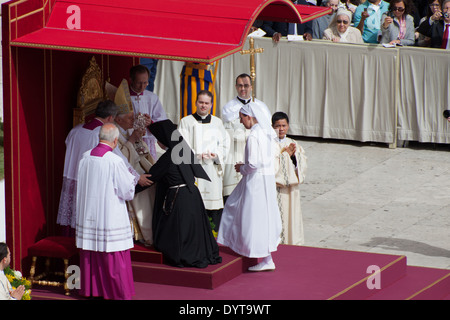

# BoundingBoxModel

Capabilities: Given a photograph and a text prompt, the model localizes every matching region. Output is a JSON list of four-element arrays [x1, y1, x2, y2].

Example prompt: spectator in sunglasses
[[380, 0, 416, 45], [323, 8, 365, 43]]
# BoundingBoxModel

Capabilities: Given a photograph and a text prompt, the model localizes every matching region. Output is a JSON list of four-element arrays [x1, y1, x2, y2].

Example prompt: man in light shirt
[[0, 243, 25, 300]]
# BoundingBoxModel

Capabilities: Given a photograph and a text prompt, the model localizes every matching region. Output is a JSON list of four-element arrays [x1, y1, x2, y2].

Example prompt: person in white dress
[[217, 102, 282, 272]]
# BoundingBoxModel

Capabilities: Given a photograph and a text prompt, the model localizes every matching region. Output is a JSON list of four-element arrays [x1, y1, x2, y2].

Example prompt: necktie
[[442, 24, 450, 49]]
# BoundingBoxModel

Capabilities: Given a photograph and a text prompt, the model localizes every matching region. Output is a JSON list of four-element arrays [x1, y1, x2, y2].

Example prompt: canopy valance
[[8, 0, 331, 62]]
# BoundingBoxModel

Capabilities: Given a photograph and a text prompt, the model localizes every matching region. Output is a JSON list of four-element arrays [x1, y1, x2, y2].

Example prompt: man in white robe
[[76, 123, 144, 300], [115, 97, 156, 246], [178, 90, 230, 232], [272, 111, 307, 246], [57, 100, 150, 235], [57, 100, 119, 234], [128, 64, 167, 159], [221, 73, 271, 199], [217, 102, 281, 272]]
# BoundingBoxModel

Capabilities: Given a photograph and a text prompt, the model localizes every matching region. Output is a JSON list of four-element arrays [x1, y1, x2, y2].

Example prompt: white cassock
[[117, 125, 156, 244], [274, 136, 307, 245], [221, 97, 271, 196], [130, 89, 167, 159], [76, 145, 136, 253], [217, 122, 282, 258], [178, 114, 230, 210]]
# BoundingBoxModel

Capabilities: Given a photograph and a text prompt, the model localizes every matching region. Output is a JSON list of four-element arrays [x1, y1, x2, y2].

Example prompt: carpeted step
[[130, 243, 163, 264], [367, 266, 450, 300], [132, 246, 257, 289]]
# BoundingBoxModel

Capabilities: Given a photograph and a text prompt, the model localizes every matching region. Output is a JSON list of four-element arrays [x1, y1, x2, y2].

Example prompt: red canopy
[[9, 0, 331, 63]]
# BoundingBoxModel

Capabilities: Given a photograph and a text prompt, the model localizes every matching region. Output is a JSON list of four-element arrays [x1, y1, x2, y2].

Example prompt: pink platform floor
[[31, 244, 450, 301]]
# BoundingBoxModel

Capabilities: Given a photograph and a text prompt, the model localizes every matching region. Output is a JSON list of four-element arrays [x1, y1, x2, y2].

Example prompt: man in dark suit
[[261, 0, 314, 42]]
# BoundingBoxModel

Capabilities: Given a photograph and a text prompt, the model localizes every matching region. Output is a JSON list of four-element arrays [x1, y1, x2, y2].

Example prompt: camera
[[444, 12, 450, 19]]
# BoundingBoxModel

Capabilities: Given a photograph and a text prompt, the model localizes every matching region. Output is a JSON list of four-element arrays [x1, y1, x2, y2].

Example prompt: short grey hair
[[99, 123, 119, 142]]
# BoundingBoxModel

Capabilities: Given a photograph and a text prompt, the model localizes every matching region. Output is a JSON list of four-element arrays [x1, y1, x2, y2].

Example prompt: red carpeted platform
[[131, 245, 257, 289], [30, 244, 450, 300]]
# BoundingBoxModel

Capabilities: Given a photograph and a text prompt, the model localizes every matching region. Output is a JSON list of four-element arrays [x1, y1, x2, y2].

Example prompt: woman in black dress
[[145, 119, 222, 268]]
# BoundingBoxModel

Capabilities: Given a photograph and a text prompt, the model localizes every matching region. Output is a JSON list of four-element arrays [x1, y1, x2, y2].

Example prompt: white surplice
[[117, 126, 156, 244], [76, 148, 136, 253], [221, 97, 271, 196], [130, 90, 167, 159], [178, 114, 230, 210], [217, 123, 282, 258], [274, 137, 307, 245]]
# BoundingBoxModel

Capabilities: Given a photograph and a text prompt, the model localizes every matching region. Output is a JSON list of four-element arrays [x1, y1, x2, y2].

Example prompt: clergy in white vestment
[[115, 80, 156, 245], [178, 90, 230, 232], [128, 64, 167, 159], [217, 102, 282, 272], [272, 112, 307, 246], [76, 123, 150, 300], [56, 100, 119, 234], [57, 100, 148, 235], [0, 243, 25, 300], [221, 73, 271, 198]]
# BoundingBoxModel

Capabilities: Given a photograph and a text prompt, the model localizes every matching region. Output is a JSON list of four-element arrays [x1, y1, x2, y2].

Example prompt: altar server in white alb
[[178, 90, 230, 232], [272, 111, 307, 246], [128, 64, 167, 159], [76, 123, 140, 300], [221, 73, 271, 198], [217, 102, 282, 272]]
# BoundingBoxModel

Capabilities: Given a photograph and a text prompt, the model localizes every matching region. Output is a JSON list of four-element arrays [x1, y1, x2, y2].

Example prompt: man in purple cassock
[[76, 123, 151, 300]]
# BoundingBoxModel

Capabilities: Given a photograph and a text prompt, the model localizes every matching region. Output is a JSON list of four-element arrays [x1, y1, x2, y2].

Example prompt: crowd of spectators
[[257, 0, 450, 48]]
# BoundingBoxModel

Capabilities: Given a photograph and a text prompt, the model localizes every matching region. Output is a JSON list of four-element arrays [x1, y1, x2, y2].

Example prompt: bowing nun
[[139, 119, 222, 268]]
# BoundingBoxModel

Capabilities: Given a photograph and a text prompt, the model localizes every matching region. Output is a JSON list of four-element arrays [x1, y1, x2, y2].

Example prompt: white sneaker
[[248, 261, 276, 272]]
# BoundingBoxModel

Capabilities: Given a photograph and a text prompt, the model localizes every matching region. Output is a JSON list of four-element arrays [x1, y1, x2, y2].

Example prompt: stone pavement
[[297, 137, 450, 270]]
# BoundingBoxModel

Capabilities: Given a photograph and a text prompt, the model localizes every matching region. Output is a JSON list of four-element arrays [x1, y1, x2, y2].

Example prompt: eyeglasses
[[337, 19, 349, 24], [392, 7, 405, 12], [236, 84, 250, 88]]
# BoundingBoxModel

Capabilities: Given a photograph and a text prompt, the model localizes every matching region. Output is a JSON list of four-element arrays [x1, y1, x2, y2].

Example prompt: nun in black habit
[[143, 119, 222, 268]]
